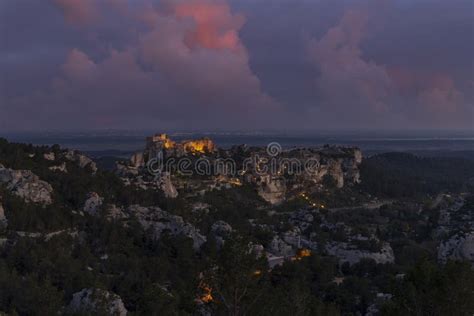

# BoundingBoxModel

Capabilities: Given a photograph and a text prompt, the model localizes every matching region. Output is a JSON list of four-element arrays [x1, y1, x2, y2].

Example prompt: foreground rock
[[128, 205, 206, 250], [0, 164, 53, 204], [67, 288, 127, 316]]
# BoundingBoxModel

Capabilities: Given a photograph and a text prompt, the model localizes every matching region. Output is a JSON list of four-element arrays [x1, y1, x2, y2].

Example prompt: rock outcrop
[[257, 175, 286, 205], [438, 232, 474, 264], [325, 242, 395, 266], [0, 164, 53, 204], [241, 145, 362, 202], [83, 192, 104, 215], [67, 288, 127, 316], [64, 150, 97, 173], [129, 152, 145, 168], [128, 205, 206, 250], [158, 172, 178, 198], [119, 134, 363, 205]]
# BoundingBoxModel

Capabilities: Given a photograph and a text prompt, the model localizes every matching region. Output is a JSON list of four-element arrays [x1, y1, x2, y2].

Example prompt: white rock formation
[[438, 232, 474, 264], [326, 242, 395, 266], [128, 205, 206, 250], [158, 172, 178, 198], [83, 192, 104, 215], [0, 164, 53, 204], [67, 288, 127, 316], [49, 162, 68, 173]]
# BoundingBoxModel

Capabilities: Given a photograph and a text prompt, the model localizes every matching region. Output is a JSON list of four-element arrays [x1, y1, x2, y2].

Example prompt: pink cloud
[[171, 0, 245, 50], [389, 67, 465, 114], [53, 0, 99, 25], [26, 0, 279, 129], [308, 8, 392, 115], [307, 4, 471, 128], [61, 49, 97, 81]]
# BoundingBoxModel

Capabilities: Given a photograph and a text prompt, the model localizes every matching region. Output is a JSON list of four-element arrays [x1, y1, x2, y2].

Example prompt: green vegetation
[[0, 139, 473, 315]]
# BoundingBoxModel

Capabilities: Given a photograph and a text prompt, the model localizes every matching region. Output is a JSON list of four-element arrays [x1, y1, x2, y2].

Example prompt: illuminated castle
[[146, 134, 215, 157]]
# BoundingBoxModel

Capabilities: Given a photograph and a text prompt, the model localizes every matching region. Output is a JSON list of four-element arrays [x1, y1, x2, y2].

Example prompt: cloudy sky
[[1, 0, 473, 131]]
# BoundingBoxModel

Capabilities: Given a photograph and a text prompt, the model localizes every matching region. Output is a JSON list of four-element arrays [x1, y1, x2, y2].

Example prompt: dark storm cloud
[[0, 0, 472, 131]]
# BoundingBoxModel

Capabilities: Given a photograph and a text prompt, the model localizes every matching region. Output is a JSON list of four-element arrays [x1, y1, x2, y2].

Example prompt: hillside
[[0, 138, 473, 315]]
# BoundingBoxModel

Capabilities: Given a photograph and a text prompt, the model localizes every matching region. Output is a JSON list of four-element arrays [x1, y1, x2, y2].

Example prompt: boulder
[[67, 288, 127, 316]]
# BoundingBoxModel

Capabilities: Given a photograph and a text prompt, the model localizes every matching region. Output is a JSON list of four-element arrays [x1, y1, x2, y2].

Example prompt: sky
[[0, 0, 473, 132]]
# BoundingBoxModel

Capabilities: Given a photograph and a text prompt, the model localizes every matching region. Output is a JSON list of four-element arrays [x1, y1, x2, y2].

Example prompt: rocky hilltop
[[118, 134, 362, 204]]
